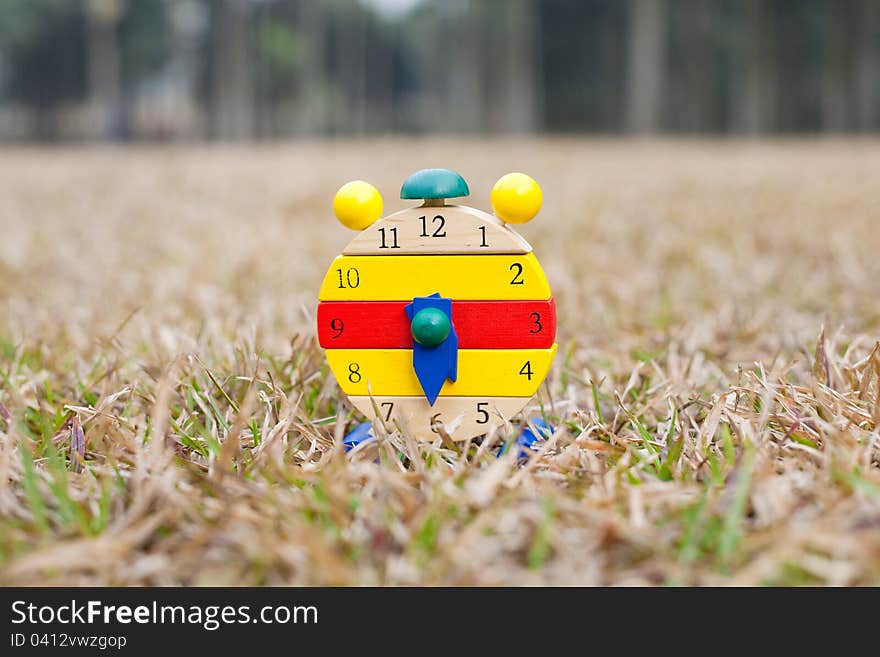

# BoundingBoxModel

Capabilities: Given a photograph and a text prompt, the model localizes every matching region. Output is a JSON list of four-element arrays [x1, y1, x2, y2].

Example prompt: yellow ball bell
[[333, 180, 384, 230], [490, 172, 542, 224]]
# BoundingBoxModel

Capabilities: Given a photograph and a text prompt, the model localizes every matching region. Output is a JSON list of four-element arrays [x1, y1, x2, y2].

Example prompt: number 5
[[476, 402, 490, 424]]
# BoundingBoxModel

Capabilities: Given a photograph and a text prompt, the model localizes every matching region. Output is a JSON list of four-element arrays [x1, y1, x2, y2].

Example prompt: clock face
[[318, 182, 556, 441]]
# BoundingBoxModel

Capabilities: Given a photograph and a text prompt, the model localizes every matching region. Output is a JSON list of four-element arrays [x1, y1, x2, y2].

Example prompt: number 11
[[378, 227, 399, 249]]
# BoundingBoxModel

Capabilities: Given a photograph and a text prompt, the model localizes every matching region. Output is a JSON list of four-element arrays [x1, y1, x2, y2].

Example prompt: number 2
[[509, 263, 524, 285]]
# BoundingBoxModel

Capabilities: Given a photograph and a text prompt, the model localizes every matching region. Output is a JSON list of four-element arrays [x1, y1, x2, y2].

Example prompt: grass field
[[1, 139, 879, 585]]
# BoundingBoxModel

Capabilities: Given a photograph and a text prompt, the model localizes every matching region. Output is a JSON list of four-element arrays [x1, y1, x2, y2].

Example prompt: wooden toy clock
[[317, 168, 556, 442]]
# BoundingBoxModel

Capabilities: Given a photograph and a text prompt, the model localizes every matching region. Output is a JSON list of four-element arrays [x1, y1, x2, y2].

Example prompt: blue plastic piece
[[519, 417, 553, 450], [342, 421, 375, 452], [499, 418, 554, 460], [405, 293, 458, 406], [400, 168, 469, 200]]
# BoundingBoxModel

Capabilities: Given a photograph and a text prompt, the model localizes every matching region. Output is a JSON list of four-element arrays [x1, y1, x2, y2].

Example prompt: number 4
[[519, 361, 533, 380]]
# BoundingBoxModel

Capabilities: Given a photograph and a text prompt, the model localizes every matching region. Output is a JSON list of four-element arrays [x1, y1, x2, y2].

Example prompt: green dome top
[[410, 307, 451, 347], [400, 168, 469, 200]]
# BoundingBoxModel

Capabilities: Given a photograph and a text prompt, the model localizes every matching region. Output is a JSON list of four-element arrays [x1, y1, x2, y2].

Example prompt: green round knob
[[400, 168, 469, 200], [411, 308, 451, 347]]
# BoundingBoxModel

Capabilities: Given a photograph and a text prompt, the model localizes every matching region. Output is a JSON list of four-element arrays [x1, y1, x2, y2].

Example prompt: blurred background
[[0, 0, 877, 142]]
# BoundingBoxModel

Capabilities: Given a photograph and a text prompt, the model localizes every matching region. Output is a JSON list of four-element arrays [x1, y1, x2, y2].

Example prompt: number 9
[[330, 318, 344, 339]]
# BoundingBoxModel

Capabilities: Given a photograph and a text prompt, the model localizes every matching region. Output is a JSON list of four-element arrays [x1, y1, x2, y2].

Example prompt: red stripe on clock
[[317, 299, 556, 349]]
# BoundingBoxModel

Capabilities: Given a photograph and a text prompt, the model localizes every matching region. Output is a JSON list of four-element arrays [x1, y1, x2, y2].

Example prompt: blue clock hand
[[404, 293, 458, 406]]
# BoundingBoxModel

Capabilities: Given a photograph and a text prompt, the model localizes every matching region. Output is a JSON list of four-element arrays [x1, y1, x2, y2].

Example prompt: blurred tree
[[539, 0, 627, 132], [209, 0, 256, 139], [820, 0, 853, 131], [626, 0, 666, 133], [293, 0, 331, 134], [731, 0, 778, 134], [85, 0, 124, 139], [255, 13, 301, 135], [670, 0, 726, 132], [119, 0, 170, 90], [0, 0, 87, 139], [445, 0, 485, 132], [160, 0, 206, 140], [0, 0, 878, 139], [497, 0, 540, 133], [366, 10, 396, 133], [330, 1, 368, 134], [854, 0, 879, 131]]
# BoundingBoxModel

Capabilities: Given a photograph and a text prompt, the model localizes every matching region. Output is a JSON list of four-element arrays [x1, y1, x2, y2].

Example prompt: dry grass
[[1, 138, 879, 586]]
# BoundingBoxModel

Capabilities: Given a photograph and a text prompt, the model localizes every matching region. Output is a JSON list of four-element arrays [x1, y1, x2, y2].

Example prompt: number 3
[[528, 312, 542, 334]]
